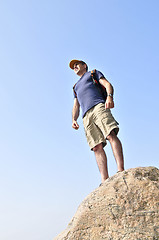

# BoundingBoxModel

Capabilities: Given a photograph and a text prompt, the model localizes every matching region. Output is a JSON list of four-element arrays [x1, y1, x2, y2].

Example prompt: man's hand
[[105, 96, 114, 109], [72, 120, 79, 130]]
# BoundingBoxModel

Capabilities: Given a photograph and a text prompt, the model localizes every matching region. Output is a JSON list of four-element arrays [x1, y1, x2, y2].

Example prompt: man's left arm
[[99, 77, 114, 109]]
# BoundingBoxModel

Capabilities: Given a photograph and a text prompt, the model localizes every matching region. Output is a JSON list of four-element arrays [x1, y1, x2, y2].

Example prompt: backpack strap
[[91, 69, 98, 85], [91, 69, 107, 99]]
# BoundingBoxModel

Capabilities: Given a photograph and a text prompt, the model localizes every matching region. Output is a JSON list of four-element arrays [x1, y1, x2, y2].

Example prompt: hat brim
[[69, 59, 82, 70]]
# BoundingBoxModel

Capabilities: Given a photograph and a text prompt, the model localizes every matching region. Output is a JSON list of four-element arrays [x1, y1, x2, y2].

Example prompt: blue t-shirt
[[73, 70, 106, 118]]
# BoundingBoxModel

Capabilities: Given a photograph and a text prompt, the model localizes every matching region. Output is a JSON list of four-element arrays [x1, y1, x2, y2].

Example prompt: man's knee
[[107, 130, 117, 142], [93, 143, 103, 152]]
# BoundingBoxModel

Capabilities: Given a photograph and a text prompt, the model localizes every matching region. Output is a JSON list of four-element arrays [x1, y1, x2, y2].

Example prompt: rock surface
[[54, 167, 159, 240]]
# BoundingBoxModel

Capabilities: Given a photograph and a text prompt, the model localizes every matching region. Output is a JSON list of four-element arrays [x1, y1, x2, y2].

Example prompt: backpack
[[73, 69, 107, 99], [91, 69, 107, 100]]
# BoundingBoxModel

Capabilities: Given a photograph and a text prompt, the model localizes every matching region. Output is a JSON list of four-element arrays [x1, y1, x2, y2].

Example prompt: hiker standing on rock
[[69, 59, 124, 183]]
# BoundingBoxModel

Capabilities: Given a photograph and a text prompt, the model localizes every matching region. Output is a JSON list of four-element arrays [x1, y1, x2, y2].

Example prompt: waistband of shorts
[[83, 103, 105, 119]]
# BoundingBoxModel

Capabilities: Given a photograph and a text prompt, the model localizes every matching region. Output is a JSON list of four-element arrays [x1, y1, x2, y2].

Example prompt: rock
[[54, 166, 159, 240]]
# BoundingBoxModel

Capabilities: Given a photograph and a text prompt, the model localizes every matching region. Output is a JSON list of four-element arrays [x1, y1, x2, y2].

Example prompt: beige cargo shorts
[[83, 103, 119, 150]]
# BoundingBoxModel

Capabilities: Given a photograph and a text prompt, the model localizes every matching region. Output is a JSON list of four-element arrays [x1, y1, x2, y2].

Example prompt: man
[[69, 59, 124, 183]]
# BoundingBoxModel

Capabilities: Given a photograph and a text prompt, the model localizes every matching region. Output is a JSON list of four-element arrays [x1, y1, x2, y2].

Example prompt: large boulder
[[54, 166, 159, 240]]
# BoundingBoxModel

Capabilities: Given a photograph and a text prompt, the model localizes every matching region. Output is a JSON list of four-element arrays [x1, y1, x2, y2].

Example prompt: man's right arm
[[72, 98, 80, 130]]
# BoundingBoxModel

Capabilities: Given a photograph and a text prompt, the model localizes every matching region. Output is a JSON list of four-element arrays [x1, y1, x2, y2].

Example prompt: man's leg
[[93, 143, 109, 183], [107, 130, 124, 172]]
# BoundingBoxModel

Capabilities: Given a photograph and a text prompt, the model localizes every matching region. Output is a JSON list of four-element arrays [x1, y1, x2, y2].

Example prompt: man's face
[[73, 62, 86, 75]]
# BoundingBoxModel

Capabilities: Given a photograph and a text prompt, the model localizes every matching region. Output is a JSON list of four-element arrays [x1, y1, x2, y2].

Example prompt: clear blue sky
[[0, 0, 159, 239]]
